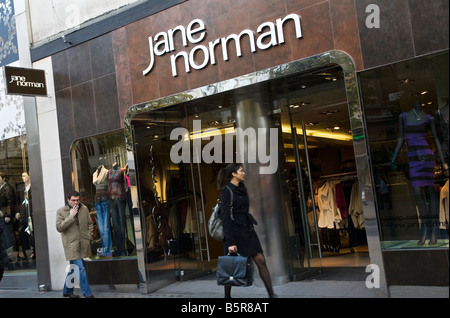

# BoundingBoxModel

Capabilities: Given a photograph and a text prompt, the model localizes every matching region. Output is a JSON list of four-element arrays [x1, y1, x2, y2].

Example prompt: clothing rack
[[319, 171, 358, 181]]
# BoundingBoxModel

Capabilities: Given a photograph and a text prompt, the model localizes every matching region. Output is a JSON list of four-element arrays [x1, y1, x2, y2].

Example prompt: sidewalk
[[1, 267, 448, 299]]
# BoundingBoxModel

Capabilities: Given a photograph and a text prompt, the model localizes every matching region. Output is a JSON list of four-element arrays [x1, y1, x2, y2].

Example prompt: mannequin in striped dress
[[391, 101, 449, 245]]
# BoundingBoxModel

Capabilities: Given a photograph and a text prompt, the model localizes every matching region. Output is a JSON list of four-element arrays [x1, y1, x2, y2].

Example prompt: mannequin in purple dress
[[391, 101, 449, 245]]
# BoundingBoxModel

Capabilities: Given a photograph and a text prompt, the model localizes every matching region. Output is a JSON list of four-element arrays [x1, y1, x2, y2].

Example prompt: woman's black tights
[[224, 252, 275, 298]]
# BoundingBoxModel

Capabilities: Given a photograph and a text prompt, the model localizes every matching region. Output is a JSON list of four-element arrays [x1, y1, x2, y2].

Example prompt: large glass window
[[71, 130, 136, 259], [0, 135, 34, 270], [360, 51, 449, 249]]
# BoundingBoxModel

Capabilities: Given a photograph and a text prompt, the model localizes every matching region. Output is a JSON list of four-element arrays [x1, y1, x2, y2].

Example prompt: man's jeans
[[63, 259, 92, 297], [95, 199, 112, 255]]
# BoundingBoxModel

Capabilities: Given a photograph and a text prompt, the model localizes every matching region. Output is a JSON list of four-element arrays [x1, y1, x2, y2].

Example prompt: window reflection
[[71, 130, 136, 259], [360, 51, 449, 249]]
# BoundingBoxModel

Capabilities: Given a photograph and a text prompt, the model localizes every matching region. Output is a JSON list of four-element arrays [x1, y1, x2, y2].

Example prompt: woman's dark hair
[[217, 163, 241, 190]]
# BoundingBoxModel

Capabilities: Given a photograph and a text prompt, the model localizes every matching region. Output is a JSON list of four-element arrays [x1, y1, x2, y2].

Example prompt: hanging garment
[[335, 182, 348, 219], [317, 181, 342, 229], [348, 182, 364, 229], [183, 203, 195, 234], [439, 179, 449, 229]]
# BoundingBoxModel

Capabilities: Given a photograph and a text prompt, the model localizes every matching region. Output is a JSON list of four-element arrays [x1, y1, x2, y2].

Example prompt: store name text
[[143, 13, 302, 77], [9, 75, 45, 89]]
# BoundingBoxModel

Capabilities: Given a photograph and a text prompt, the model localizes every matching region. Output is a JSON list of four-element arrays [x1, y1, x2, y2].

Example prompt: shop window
[[0, 135, 34, 269], [360, 51, 449, 249], [71, 129, 136, 259]]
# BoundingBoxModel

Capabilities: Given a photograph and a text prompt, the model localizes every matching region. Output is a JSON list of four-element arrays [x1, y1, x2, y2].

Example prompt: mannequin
[[14, 172, 34, 263], [108, 162, 127, 256], [92, 165, 112, 256], [391, 101, 449, 245], [0, 173, 16, 256]]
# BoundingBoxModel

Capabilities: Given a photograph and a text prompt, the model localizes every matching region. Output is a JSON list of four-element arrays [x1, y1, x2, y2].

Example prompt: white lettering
[[168, 24, 188, 51], [143, 13, 303, 77], [154, 32, 170, 55], [143, 36, 155, 76], [276, 13, 302, 43], [187, 19, 206, 43], [256, 22, 278, 50], [170, 51, 190, 77], [221, 29, 256, 61], [189, 45, 209, 70]]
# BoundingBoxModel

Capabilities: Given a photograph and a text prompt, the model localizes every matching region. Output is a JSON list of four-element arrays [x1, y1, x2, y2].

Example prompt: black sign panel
[[3, 66, 47, 96]]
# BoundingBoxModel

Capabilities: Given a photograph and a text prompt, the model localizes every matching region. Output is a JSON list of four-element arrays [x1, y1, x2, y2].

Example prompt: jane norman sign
[[143, 13, 302, 77], [3, 66, 48, 96]]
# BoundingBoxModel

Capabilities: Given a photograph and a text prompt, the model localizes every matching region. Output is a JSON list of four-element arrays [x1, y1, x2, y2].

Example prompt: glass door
[[131, 94, 235, 285], [276, 66, 357, 269]]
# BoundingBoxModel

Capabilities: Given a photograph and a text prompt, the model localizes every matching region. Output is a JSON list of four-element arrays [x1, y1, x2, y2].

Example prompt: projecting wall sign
[[3, 66, 48, 97]]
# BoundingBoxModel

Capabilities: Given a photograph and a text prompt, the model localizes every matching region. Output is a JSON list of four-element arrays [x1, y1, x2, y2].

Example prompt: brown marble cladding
[[116, 0, 366, 107], [409, 0, 449, 56], [112, 27, 133, 125], [355, 0, 415, 69], [53, 32, 120, 160], [329, 0, 363, 71]]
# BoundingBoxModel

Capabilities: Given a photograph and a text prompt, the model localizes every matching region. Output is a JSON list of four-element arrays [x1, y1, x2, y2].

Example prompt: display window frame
[[70, 129, 137, 261], [359, 50, 449, 250]]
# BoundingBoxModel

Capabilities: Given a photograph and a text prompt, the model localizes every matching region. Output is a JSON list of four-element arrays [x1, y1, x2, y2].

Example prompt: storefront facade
[[22, 0, 448, 295]]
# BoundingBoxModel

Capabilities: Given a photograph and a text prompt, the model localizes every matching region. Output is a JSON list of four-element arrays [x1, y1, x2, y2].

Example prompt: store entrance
[[276, 66, 369, 268], [130, 63, 370, 290]]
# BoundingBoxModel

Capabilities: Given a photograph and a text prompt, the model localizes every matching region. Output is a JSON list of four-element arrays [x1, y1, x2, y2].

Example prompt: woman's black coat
[[219, 182, 262, 257]]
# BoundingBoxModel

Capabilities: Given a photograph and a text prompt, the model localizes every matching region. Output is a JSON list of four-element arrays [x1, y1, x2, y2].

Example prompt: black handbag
[[217, 253, 253, 287]]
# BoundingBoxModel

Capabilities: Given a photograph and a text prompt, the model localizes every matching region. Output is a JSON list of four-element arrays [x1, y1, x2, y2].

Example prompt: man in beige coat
[[56, 191, 94, 298]]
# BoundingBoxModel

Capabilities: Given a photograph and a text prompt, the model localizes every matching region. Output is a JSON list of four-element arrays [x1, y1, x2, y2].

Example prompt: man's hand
[[69, 204, 79, 218]]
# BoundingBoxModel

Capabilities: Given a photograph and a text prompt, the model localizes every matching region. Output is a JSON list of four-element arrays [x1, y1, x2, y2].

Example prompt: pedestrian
[[217, 163, 276, 298], [0, 211, 11, 282], [56, 191, 94, 298]]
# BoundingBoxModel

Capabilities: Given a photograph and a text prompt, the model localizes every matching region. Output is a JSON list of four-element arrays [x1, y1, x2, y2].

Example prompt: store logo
[[3, 66, 47, 96], [170, 120, 278, 174], [365, 264, 380, 288], [9, 75, 45, 89], [365, 4, 380, 29], [143, 13, 302, 77], [65, 264, 80, 288]]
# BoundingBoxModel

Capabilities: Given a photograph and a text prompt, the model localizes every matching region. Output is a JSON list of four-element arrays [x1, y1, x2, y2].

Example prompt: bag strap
[[225, 185, 234, 221]]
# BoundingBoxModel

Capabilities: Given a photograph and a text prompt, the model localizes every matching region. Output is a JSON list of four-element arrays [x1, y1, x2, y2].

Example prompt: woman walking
[[218, 163, 276, 298]]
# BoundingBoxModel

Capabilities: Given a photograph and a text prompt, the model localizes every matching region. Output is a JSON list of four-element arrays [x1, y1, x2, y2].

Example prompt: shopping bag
[[217, 254, 253, 287]]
